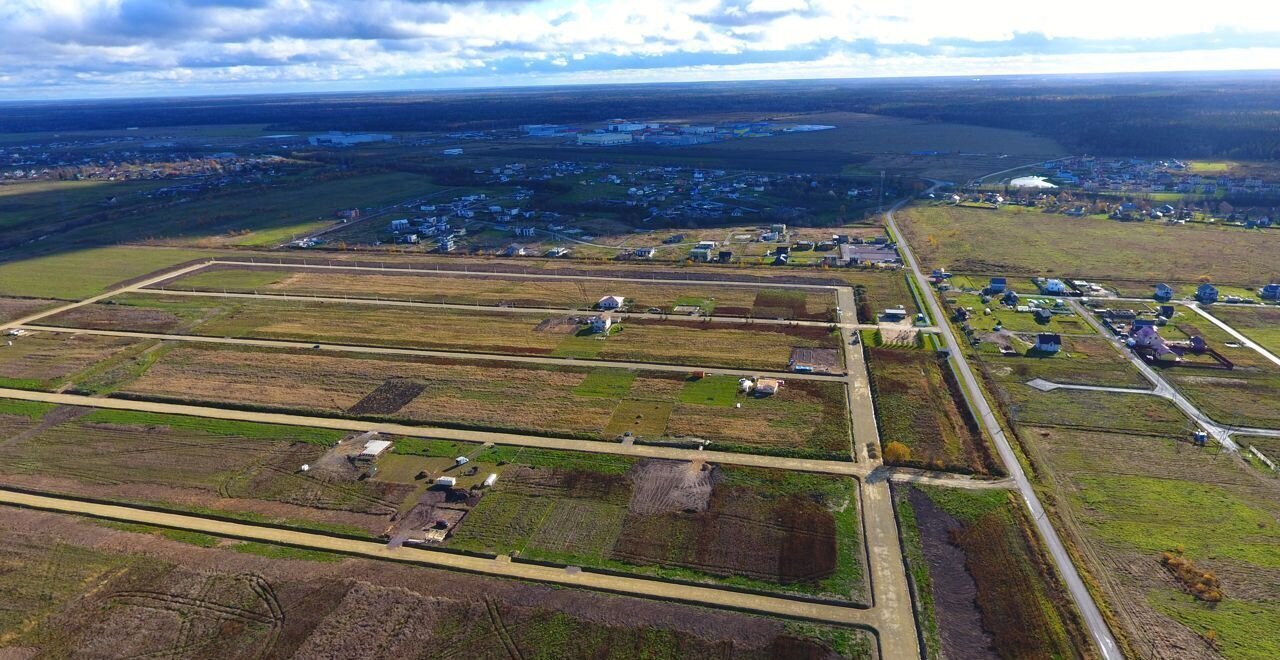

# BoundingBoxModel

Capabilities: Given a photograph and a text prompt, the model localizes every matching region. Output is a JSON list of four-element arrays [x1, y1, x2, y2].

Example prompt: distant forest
[[3, 72, 1279, 159]]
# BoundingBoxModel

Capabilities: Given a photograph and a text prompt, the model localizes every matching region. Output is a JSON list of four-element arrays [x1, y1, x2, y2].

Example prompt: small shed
[[435, 476, 457, 488]]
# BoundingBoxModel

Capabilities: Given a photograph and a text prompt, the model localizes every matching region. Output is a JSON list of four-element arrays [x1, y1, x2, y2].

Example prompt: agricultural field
[[1021, 425, 1280, 659], [0, 506, 871, 658], [0, 246, 219, 300], [383, 440, 866, 602], [896, 204, 1280, 287], [1206, 304, 1280, 356], [893, 484, 1088, 660], [0, 401, 400, 535], [111, 345, 852, 458], [975, 334, 1149, 388], [0, 296, 58, 324], [866, 346, 995, 474], [46, 292, 840, 372], [162, 265, 839, 320], [0, 330, 142, 390]]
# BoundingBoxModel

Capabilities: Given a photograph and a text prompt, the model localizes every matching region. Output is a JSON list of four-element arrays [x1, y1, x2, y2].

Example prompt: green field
[[1206, 304, 1280, 356], [897, 204, 1279, 286], [1027, 426, 1280, 658], [0, 246, 218, 299]]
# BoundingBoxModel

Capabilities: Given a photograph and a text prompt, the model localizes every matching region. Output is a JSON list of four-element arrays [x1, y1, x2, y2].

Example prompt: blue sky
[[3, 0, 1280, 99]]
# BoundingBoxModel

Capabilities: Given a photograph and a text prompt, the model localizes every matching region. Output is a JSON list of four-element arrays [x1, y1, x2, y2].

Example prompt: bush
[[883, 441, 912, 464]]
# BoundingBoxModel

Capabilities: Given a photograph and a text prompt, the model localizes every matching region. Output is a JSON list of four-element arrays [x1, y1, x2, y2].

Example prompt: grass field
[[164, 266, 840, 320], [996, 383, 1194, 436], [50, 292, 838, 371], [946, 292, 1093, 334], [0, 178, 173, 232], [1025, 425, 1280, 658], [0, 246, 218, 299], [0, 331, 141, 390], [867, 346, 994, 473], [976, 335, 1149, 388], [107, 344, 851, 458], [0, 402, 399, 534], [893, 484, 1087, 659], [897, 204, 1280, 286], [1205, 304, 1280, 356]]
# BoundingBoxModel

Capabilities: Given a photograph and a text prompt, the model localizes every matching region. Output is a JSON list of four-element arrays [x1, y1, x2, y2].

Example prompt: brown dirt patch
[[345, 378, 427, 416], [625, 459, 721, 516]]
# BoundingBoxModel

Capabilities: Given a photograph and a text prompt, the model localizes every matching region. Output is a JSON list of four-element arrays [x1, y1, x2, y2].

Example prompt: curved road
[[886, 188, 1123, 659]]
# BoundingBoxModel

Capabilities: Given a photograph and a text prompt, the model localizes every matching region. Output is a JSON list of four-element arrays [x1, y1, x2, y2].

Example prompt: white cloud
[[0, 0, 1278, 98]]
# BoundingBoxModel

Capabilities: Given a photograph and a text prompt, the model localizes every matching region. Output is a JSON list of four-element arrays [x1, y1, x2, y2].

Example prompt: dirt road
[[0, 486, 879, 629]]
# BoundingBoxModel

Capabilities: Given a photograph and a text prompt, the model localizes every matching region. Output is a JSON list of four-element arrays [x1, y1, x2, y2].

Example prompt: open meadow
[[893, 484, 1089, 659], [0, 246, 218, 300], [896, 205, 1280, 287], [0, 505, 871, 659], [1022, 425, 1280, 659], [1206, 304, 1280, 356]]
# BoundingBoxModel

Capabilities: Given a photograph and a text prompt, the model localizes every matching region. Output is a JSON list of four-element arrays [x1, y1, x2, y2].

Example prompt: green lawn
[[0, 246, 219, 299], [678, 375, 740, 406], [573, 368, 637, 398], [1206, 305, 1280, 356]]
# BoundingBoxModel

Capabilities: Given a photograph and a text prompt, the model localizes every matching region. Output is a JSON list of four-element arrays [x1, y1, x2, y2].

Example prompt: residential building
[[1033, 333, 1062, 354], [597, 295, 626, 310], [1041, 279, 1068, 295], [590, 314, 613, 333], [1260, 283, 1280, 300], [1154, 283, 1174, 301], [1196, 283, 1219, 304], [988, 277, 1007, 293]]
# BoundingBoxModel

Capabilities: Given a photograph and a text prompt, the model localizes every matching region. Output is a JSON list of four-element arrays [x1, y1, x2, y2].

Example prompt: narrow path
[[18, 324, 844, 382], [886, 186, 1122, 660], [0, 487, 877, 629]]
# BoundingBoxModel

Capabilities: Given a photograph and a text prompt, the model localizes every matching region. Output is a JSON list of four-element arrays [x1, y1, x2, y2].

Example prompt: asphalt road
[[886, 188, 1123, 660]]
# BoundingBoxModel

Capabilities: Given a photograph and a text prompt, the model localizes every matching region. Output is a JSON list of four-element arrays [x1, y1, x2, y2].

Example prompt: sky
[[4, 0, 1280, 100]]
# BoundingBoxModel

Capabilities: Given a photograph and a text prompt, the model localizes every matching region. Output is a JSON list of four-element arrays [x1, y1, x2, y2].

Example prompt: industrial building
[[577, 132, 633, 146], [307, 131, 393, 146]]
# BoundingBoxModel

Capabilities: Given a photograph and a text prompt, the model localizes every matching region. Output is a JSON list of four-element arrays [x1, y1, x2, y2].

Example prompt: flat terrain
[[0, 331, 142, 390], [0, 246, 218, 300], [893, 484, 1088, 660], [0, 504, 870, 658], [975, 334, 1149, 389], [1156, 311, 1280, 429], [1024, 426, 1280, 659], [866, 346, 995, 474], [46, 292, 840, 372], [896, 205, 1280, 287], [1205, 305, 1280, 356], [0, 402, 392, 535], [87, 344, 852, 458], [0, 297, 59, 324], [165, 265, 840, 320]]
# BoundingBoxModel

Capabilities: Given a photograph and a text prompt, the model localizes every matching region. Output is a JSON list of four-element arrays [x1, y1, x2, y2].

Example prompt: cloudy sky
[[4, 0, 1280, 99]]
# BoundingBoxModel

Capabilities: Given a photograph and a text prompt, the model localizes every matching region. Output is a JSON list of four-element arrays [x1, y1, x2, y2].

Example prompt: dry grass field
[[897, 205, 1280, 287], [0, 331, 141, 390], [49, 293, 837, 371], [112, 345, 850, 457], [165, 266, 839, 320]]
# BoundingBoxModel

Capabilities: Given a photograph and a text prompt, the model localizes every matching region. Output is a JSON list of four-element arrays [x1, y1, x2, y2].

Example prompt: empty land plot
[[51, 293, 828, 370], [992, 382, 1195, 436], [0, 507, 871, 660], [1205, 304, 1280, 356], [0, 246, 218, 300], [892, 484, 1089, 660], [442, 452, 865, 602], [978, 335, 1149, 388], [867, 347, 994, 474], [896, 204, 1280, 285], [1023, 426, 1280, 659], [0, 296, 58, 324], [163, 267, 839, 320], [0, 331, 140, 390], [113, 345, 848, 457], [0, 404, 401, 534], [1165, 370, 1280, 429]]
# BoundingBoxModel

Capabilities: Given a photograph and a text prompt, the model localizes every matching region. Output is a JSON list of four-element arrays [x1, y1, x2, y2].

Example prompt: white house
[[590, 314, 614, 333], [597, 295, 626, 310]]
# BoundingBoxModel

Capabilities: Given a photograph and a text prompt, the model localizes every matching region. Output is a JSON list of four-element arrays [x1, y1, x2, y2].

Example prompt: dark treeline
[[3, 71, 1279, 159]]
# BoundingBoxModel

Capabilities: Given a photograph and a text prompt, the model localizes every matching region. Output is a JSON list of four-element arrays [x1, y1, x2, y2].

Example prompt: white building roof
[[360, 439, 393, 457]]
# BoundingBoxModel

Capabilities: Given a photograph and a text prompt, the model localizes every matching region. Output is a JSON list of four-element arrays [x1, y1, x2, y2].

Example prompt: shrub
[[883, 441, 912, 464]]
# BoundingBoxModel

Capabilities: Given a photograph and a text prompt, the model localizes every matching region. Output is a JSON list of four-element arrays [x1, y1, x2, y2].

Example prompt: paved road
[[138, 286, 892, 330], [1028, 378, 1280, 440], [0, 386, 868, 476], [1183, 302, 1280, 368], [1066, 299, 1247, 451], [0, 487, 877, 629], [886, 189, 1123, 660], [19, 324, 844, 382]]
